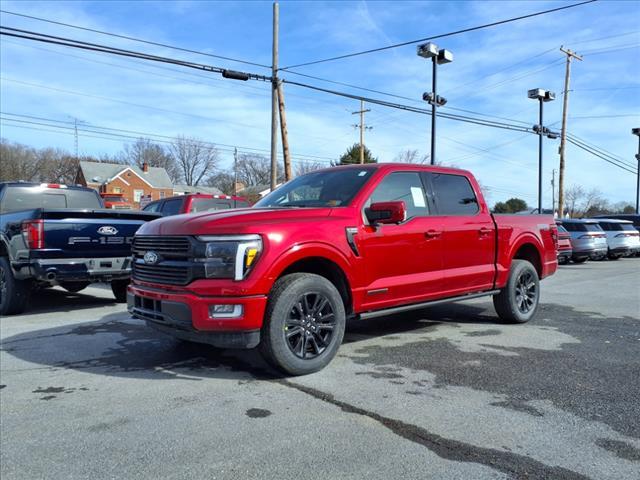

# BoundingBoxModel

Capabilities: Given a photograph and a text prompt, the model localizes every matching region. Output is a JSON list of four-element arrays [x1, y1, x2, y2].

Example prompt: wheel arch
[[268, 243, 354, 315]]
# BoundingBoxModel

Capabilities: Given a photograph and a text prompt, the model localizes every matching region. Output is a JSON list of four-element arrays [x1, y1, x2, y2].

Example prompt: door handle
[[425, 230, 442, 239], [479, 227, 493, 237]]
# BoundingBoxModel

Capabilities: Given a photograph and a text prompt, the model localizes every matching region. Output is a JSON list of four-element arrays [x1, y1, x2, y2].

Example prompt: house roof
[[173, 184, 223, 195], [79, 161, 173, 188]]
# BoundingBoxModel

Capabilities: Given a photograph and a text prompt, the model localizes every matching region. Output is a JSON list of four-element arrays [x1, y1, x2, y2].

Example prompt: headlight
[[196, 235, 262, 280]]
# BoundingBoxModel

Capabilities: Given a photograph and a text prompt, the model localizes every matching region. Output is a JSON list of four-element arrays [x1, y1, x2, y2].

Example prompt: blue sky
[[1, 0, 639, 206]]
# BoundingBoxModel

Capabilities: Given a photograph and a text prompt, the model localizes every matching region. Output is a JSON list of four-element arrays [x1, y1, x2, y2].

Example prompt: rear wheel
[[111, 279, 129, 303], [0, 257, 30, 316], [260, 273, 346, 376], [607, 251, 621, 260], [61, 281, 90, 293], [493, 259, 540, 324]]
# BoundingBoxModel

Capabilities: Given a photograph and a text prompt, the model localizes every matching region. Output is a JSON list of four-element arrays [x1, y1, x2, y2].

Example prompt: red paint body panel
[[129, 164, 557, 334]]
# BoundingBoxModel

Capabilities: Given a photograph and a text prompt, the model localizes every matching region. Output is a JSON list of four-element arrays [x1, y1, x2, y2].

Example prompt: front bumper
[[127, 284, 267, 349], [29, 256, 131, 283]]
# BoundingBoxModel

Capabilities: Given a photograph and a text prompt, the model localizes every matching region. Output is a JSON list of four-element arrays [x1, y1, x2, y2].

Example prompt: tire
[[0, 256, 30, 316], [111, 279, 129, 303], [607, 253, 621, 260], [557, 257, 568, 265], [493, 259, 540, 324], [259, 273, 346, 376], [61, 281, 90, 293], [572, 257, 588, 264]]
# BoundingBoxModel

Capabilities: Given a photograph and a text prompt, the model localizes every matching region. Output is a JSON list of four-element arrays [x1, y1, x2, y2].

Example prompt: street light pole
[[417, 42, 452, 166], [538, 98, 543, 214], [633, 128, 640, 213], [528, 88, 555, 214], [431, 57, 437, 165]]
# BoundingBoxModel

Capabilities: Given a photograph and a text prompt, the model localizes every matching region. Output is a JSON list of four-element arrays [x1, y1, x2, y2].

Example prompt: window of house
[[133, 189, 144, 203], [366, 172, 429, 220], [112, 187, 122, 194], [430, 173, 479, 215], [159, 191, 165, 199]]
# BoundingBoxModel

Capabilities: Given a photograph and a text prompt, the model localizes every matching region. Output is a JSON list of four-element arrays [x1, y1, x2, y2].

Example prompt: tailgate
[[38, 210, 158, 258]]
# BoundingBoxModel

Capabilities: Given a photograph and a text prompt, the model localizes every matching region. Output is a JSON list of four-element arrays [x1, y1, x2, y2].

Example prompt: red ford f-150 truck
[[128, 164, 558, 375]]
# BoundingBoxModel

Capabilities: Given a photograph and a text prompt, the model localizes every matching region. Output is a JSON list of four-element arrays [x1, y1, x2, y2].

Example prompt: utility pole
[[276, 80, 292, 180], [270, 1, 279, 190], [352, 99, 371, 164], [557, 46, 582, 219], [633, 128, 640, 213], [551, 169, 556, 216], [233, 147, 238, 196]]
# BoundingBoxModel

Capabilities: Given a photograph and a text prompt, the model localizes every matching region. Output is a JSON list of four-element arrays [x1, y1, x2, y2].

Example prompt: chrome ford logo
[[143, 251, 159, 265], [98, 226, 118, 235]]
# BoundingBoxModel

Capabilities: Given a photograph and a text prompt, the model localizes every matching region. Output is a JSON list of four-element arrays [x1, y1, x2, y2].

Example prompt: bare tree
[[169, 136, 219, 186], [122, 138, 180, 182], [564, 185, 585, 218], [236, 153, 284, 186], [206, 171, 235, 195], [38, 148, 79, 184], [294, 161, 325, 176], [393, 149, 429, 164], [0, 139, 41, 181]]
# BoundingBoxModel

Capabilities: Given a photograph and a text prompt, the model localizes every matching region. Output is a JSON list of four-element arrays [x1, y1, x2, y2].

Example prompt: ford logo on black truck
[[98, 226, 118, 235], [143, 251, 159, 265]]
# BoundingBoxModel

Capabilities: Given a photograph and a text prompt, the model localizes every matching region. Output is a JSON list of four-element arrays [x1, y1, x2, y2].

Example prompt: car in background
[[0, 182, 158, 315], [100, 192, 132, 210], [559, 219, 608, 263], [594, 218, 640, 259], [556, 223, 573, 264], [142, 193, 250, 217], [594, 214, 640, 231]]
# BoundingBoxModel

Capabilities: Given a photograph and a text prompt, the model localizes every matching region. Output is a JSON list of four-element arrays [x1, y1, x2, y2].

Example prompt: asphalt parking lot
[[1, 259, 639, 480]]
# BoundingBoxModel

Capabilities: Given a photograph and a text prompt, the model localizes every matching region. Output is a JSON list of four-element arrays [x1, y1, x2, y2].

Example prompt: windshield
[[1, 186, 102, 212], [255, 167, 376, 208]]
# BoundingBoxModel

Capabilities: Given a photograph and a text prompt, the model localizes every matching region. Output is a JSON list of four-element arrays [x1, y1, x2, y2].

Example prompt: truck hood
[[137, 208, 335, 236]]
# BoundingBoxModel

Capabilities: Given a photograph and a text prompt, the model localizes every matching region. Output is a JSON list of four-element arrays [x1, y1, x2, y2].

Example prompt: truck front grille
[[132, 236, 191, 258], [132, 261, 191, 285]]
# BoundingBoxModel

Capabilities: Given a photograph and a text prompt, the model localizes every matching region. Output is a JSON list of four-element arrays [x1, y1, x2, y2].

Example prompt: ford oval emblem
[[98, 226, 118, 235], [143, 251, 159, 265]]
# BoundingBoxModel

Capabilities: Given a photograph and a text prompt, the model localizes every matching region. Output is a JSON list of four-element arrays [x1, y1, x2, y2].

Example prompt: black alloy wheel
[[284, 292, 336, 359]]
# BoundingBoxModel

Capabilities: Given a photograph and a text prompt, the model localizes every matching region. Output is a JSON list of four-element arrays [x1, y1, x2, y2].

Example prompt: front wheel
[[493, 259, 540, 324], [111, 279, 129, 303], [0, 257, 30, 316], [260, 273, 346, 376]]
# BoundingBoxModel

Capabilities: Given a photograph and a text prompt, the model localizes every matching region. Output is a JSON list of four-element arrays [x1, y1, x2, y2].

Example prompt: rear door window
[[0, 186, 101, 212], [430, 173, 479, 215], [143, 202, 161, 213]]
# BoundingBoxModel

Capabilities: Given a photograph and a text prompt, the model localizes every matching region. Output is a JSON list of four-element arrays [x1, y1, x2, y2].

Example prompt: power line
[[0, 112, 336, 163], [0, 9, 270, 68], [0, 26, 271, 81], [566, 137, 637, 174], [566, 133, 636, 168], [280, 0, 598, 69]]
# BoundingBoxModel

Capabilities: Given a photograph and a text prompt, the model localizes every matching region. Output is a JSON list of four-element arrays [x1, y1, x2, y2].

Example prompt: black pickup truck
[[0, 182, 159, 315]]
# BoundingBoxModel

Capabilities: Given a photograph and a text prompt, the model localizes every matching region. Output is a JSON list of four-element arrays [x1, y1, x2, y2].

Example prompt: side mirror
[[365, 201, 407, 225]]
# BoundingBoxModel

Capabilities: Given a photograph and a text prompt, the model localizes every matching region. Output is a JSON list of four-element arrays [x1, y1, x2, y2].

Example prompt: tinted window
[[143, 202, 161, 213], [161, 199, 183, 216], [557, 225, 568, 233], [235, 200, 250, 208], [255, 167, 375, 208], [367, 172, 429, 219], [565, 222, 602, 232], [0, 186, 101, 212], [431, 173, 479, 215], [190, 199, 232, 212]]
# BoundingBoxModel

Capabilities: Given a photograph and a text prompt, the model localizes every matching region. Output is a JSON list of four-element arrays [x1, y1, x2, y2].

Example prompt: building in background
[[173, 184, 223, 196], [75, 161, 173, 207]]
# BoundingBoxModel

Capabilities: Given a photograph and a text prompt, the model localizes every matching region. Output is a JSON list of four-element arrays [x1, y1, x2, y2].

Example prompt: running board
[[358, 290, 500, 320]]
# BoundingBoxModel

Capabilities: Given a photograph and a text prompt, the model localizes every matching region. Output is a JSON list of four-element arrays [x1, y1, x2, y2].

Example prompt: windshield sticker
[[358, 171, 368, 176], [411, 187, 426, 207]]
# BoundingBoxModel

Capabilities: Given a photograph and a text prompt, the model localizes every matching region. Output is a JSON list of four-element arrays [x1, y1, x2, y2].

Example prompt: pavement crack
[[279, 379, 592, 480]]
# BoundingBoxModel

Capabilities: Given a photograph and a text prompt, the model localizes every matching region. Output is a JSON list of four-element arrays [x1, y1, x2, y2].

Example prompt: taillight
[[550, 225, 558, 250], [40, 183, 67, 189], [22, 220, 45, 249]]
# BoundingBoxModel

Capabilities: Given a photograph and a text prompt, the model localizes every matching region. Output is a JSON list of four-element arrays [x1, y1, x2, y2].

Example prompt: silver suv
[[595, 219, 640, 259], [559, 219, 608, 263]]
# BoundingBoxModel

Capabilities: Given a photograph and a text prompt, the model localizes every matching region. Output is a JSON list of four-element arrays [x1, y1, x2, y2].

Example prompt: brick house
[[75, 161, 174, 207]]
